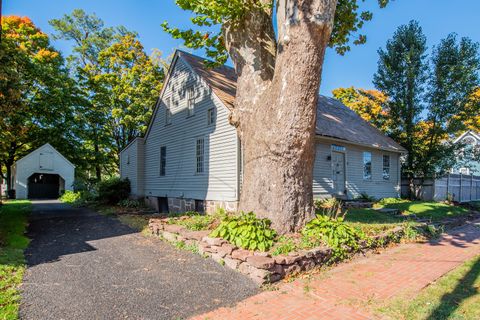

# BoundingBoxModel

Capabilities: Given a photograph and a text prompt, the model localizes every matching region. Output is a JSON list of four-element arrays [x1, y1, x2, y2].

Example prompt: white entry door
[[332, 151, 346, 196]]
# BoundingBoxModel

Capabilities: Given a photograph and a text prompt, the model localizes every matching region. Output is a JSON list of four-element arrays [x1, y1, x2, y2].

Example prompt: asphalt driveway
[[20, 200, 258, 320]]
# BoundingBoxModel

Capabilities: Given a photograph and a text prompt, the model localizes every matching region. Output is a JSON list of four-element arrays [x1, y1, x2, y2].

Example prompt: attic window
[[463, 136, 476, 145], [165, 97, 172, 125], [187, 86, 195, 117], [127, 154, 130, 165], [207, 108, 215, 125], [165, 108, 172, 125]]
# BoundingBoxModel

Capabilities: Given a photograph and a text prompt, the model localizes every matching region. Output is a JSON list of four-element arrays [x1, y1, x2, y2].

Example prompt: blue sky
[[4, 0, 480, 96]]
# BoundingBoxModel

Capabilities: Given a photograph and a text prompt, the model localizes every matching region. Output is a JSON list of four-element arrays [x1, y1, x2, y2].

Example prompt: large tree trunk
[[225, 0, 337, 233]]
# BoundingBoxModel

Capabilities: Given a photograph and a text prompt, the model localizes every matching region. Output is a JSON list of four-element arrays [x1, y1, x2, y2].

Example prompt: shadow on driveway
[[21, 200, 258, 320]]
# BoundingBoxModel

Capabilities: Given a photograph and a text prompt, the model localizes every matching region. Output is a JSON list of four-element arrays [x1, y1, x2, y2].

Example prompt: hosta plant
[[314, 197, 346, 219], [302, 215, 363, 260], [209, 212, 276, 251]]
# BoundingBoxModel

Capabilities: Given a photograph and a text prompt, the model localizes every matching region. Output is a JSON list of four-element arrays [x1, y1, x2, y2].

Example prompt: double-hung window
[[196, 137, 205, 174], [383, 155, 390, 180], [363, 152, 372, 180], [160, 146, 166, 176], [187, 87, 195, 117]]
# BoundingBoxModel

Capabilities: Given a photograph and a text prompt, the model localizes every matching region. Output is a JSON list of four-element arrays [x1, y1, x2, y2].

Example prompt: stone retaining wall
[[148, 218, 406, 285]]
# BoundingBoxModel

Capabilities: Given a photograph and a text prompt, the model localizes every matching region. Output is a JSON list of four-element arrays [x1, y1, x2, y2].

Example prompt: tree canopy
[[50, 9, 165, 180], [0, 16, 77, 189]]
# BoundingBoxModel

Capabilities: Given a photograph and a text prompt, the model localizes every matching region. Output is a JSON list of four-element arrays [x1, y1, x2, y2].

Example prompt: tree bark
[[225, 0, 337, 233]]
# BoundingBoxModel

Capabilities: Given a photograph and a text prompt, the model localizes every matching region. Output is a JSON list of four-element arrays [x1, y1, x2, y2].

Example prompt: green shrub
[[302, 215, 363, 260], [376, 197, 410, 206], [59, 190, 81, 204], [97, 177, 130, 204], [210, 212, 277, 251], [314, 198, 346, 219], [117, 199, 142, 208]]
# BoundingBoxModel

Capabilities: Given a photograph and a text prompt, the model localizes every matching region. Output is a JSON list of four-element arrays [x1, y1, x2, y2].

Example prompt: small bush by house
[[97, 177, 130, 204]]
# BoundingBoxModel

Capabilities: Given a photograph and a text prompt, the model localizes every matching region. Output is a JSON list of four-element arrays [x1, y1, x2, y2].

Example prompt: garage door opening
[[27, 173, 64, 199]]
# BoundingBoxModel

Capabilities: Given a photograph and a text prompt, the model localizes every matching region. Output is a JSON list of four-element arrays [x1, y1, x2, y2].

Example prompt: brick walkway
[[191, 220, 480, 320]]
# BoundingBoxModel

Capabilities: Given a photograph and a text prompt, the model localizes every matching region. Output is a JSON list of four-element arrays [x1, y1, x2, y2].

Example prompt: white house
[[12, 143, 75, 199], [451, 130, 480, 175], [120, 50, 406, 214]]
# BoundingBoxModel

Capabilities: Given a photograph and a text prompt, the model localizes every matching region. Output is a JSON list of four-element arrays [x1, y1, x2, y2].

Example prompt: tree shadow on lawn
[[426, 256, 480, 320]]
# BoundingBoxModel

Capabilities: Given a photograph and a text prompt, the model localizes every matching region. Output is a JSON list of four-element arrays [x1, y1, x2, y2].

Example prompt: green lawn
[[0, 200, 31, 320], [343, 200, 470, 236], [378, 255, 480, 320], [344, 208, 406, 236], [376, 199, 469, 221]]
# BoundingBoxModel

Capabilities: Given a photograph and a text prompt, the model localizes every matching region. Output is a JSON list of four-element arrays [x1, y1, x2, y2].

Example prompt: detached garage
[[12, 143, 75, 199]]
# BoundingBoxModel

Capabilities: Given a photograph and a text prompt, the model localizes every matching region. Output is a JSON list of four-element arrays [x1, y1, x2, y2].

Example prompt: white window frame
[[195, 137, 205, 174], [187, 86, 195, 117], [382, 154, 390, 180], [207, 107, 215, 126], [160, 146, 166, 176], [363, 151, 372, 180]]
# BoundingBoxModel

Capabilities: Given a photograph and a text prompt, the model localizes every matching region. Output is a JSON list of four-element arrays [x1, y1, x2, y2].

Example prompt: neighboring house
[[120, 50, 406, 214], [450, 130, 480, 175], [12, 143, 75, 199]]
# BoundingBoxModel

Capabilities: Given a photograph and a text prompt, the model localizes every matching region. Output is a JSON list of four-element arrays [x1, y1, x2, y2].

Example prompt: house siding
[[143, 57, 239, 203], [119, 138, 144, 197], [313, 138, 400, 199]]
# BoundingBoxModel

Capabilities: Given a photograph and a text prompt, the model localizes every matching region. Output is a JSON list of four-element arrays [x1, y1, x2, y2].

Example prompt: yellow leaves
[[463, 87, 480, 131], [34, 49, 59, 61], [332, 86, 390, 132]]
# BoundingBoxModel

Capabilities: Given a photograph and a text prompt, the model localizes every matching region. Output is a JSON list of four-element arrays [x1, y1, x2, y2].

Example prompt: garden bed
[[148, 216, 407, 285]]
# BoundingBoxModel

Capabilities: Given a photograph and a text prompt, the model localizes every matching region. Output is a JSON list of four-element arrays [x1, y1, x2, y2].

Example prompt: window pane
[[207, 108, 215, 125], [196, 138, 204, 173], [165, 108, 171, 125], [160, 146, 166, 176], [363, 152, 372, 180], [187, 87, 195, 116], [383, 155, 390, 180]]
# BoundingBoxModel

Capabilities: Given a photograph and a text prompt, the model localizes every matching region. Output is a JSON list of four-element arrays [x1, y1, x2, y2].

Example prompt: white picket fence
[[401, 174, 480, 202]]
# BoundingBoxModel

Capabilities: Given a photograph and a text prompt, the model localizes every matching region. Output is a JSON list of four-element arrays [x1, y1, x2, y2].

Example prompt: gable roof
[[453, 130, 480, 144], [178, 51, 237, 109], [16, 143, 75, 168], [178, 51, 406, 153], [316, 96, 406, 153]]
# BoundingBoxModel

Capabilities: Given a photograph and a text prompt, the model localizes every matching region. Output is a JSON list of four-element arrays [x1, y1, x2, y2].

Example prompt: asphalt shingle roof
[[178, 50, 406, 153]]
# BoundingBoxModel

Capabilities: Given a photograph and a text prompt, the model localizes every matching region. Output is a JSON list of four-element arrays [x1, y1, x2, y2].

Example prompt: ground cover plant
[[168, 213, 218, 231], [377, 255, 480, 320], [0, 201, 31, 320]]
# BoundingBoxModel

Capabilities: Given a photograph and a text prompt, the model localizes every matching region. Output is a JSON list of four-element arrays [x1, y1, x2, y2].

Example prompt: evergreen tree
[[373, 20, 428, 196]]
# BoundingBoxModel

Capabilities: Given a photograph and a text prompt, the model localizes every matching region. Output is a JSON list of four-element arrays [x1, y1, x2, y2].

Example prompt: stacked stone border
[[148, 218, 407, 285]]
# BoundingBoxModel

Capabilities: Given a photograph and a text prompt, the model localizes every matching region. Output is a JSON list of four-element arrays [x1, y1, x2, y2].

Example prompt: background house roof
[[179, 50, 406, 153]]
